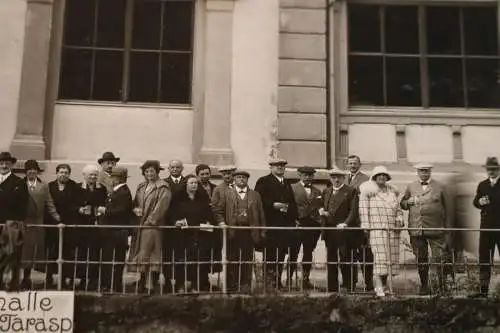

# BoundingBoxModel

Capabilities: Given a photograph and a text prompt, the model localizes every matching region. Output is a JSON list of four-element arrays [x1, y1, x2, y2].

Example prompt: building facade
[[2, 0, 500, 171]]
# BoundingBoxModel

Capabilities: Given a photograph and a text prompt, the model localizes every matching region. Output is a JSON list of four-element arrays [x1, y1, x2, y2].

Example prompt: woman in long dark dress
[[170, 175, 216, 292]]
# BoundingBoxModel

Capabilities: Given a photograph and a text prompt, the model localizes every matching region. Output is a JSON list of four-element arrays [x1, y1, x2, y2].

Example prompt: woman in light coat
[[359, 166, 403, 297], [129, 160, 171, 293], [22, 160, 61, 290]]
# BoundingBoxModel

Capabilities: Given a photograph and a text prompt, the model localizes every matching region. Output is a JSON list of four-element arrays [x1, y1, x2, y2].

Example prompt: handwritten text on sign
[[0, 291, 74, 332]]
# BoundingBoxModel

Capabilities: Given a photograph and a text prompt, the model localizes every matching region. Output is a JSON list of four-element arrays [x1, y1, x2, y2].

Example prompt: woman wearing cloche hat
[[359, 165, 403, 297]]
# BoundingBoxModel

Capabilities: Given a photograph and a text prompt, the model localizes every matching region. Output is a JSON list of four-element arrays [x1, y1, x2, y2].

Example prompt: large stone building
[[2, 0, 499, 256], [2, 0, 500, 171]]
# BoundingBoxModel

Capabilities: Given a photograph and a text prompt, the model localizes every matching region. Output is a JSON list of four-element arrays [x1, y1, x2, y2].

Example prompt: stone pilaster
[[10, 0, 54, 160], [198, 0, 236, 165]]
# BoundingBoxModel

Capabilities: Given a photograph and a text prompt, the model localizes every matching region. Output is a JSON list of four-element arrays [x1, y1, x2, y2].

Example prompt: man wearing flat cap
[[0, 152, 29, 291], [214, 169, 266, 292], [255, 158, 298, 289], [99, 166, 133, 292], [288, 166, 323, 289], [98, 152, 120, 193], [319, 166, 358, 292], [401, 163, 453, 295], [472, 157, 500, 297]]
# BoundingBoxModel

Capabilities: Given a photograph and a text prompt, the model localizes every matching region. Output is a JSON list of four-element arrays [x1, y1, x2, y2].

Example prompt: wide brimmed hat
[[110, 166, 129, 178], [140, 160, 164, 172], [371, 165, 391, 181], [297, 166, 316, 175], [24, 159, 41, 172], [483, 157, 500, 169], [233, 169, 250, 178], [218, 165, 237, 173], [328, 166, 346, 176], [0, 152, 17, 164], [269, 158, 288, 166], [98, 152, 120, 164], [414, 162, 433, 170]]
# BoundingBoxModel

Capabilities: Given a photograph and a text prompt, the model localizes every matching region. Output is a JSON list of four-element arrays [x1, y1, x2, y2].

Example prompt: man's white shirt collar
[[113, 183, 126, 192], [332, 184, 344, 191], [0, 172, 11, 182], [171, 176, 182, 183], [274, 175, 284, 183]]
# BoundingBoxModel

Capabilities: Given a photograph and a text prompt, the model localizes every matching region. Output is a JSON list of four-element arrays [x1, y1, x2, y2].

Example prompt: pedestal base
[[198, 148, 234, 166], [10, 134, 46, 160]]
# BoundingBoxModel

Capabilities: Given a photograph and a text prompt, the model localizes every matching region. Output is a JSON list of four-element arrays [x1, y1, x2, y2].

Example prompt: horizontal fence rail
[[1, 223, 499, 298]]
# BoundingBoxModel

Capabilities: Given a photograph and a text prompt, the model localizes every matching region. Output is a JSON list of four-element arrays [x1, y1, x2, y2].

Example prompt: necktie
[[347, 174, 353, 184], [175, 179, 179, 184], [239, 190, 245, 194], [421, 182, 428, 186]]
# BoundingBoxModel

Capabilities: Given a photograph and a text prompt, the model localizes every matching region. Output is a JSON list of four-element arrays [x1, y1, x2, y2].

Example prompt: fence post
[[57, 224, 64, 291], [221, 225, 228, 295]]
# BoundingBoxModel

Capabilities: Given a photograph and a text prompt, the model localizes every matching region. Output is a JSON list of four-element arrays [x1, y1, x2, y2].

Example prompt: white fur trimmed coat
[[359, 181, 403, 276]]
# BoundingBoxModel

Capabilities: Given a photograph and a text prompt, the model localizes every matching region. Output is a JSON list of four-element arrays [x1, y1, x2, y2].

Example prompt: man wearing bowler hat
[[255, 158, 298, 289], [472, 157, 500, 297], [99, 166, 133, 292], [319, 166, 358, 292], [401, 163, 453, 295], [98, 152, 120, 193], [0, 152, 29, 291], [288, 166, 323, 289]]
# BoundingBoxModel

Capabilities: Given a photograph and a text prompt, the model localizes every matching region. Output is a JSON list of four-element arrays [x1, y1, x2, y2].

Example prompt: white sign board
[[0, 291, 74, 333]]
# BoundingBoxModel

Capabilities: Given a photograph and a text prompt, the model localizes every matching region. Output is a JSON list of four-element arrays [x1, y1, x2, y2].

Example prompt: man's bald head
[[168, 160, 184, 177]]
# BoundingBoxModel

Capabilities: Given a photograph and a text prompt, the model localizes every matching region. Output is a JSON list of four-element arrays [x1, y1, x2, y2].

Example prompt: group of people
[[0, 150, 499, 297]]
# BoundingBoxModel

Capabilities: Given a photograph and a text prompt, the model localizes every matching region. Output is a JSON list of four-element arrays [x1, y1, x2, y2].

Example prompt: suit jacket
[[48, 179, 81, 225], [77, 182, 108, 226], [0, 173, 29, 222], [199, 181, 217, 200], [473, 178, 500, 228], [101, 184, 134, 245], [345, 171, 370, 192], [165, 176, 186, 196], [254, 174, 298, 227], [211, 182, 233, 208], [322, 185, 358, 245], [291, 181, 322, 224], [214, 187, 266, 244], [401, 179, 450, 236]]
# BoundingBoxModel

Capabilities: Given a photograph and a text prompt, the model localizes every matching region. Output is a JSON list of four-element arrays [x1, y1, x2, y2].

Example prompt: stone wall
[[76, 295, 500, 333], [278, 0, 328, 168]]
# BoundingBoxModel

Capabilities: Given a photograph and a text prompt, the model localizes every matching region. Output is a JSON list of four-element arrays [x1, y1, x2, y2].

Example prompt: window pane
[[386, 57, 421, 106], [348, 56, 383, 106], [426, 7, 460, 55], [63, 0, 96, 46], [129, 52, 159, 102], [93, 51, 123, 101], [428, 58, 464, 107], [463, 7, 497, 56], [349, 5, 380, 53], [162, 1, 194, 51], [466, 59, 498, 108], [96, 0, 126, 48], [132, 0, 162, 50], [59, 49, 92, 100], [385, 6, 418, 54], [160, 53, 192, 104]]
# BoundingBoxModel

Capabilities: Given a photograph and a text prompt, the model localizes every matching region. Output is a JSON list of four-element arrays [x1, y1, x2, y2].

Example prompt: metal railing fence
[[1, 223, 499, 297]]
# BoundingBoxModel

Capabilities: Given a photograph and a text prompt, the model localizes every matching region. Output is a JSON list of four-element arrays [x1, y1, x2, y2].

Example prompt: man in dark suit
[[214, 170, 266, 292], [99, 166, 133, 293], [288, 166, 323, 289], [0, 152, 29, 291], [163, 159, 186, 292], [472, 157, 500, 297], [320, 166, 358, 292], [344, 155, 373, 291], [255, 158, 298, 289]]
